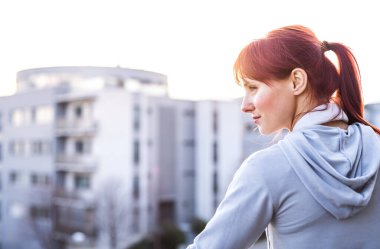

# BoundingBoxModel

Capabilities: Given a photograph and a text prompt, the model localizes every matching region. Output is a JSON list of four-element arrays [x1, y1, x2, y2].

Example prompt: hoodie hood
[[278, 103, 380, 219]]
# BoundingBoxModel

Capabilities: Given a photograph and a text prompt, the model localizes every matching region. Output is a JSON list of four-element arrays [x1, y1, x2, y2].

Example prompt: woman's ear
[[291, 68, 308, 96]]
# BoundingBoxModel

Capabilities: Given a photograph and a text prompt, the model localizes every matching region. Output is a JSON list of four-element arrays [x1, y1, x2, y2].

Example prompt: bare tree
[[27, 178, 131, 249], [27, 188, 56, 249], [97, 178, 130, 249]]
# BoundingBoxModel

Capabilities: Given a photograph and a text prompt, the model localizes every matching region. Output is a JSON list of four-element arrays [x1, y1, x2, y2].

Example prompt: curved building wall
[[16, 66, 168, 96]]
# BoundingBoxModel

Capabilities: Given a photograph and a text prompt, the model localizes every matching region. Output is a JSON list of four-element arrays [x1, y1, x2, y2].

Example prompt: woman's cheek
[[254, 91, 273, 111]]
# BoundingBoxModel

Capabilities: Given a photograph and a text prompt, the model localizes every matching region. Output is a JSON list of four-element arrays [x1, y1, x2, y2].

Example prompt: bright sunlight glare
[[0, 0, 379, 103]]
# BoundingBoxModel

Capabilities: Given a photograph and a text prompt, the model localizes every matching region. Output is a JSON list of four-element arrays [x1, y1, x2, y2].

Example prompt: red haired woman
[[186, 25, 380, 249]]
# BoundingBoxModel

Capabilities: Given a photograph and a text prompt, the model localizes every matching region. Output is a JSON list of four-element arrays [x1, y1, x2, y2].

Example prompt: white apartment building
[[53, 89, 196, 249], [0, 66, 195, 249], [194, 100, 280, 221], [0, 66, 274, 249], [0, 87, 56, 249]]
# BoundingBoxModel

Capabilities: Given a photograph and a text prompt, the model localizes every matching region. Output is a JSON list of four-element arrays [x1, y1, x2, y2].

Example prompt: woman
[[186, 25, 380, 249]]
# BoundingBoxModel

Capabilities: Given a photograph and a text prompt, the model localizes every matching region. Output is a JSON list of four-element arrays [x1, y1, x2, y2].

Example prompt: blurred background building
[[364, 103, 380, 127], [0, 66, 277, 249]]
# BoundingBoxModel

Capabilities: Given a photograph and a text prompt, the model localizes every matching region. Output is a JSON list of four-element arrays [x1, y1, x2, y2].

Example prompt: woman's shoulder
[[236, 144, 301, 206], [241, 144, 292, 178], [245, 144, 287, 165]]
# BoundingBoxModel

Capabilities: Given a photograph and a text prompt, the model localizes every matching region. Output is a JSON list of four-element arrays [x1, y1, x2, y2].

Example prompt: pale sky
[[1, 0, 380, 103]]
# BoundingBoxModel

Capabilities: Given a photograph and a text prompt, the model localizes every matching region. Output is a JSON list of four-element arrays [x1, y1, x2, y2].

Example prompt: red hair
[[234, 25, 380, 134]]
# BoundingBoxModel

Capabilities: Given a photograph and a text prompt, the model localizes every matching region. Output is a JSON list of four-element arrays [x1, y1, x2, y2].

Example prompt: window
[[74, 139, 91, 155], [32, 141, 42, 155], [212, 110, 218, 133], [71, 207, 87, 226], [9, 141, 26, 157], [30, 107, 36, 123], [10, 107, 51, 126], [0, 143, 2, 161], [56, 102, 68, 119], [11, 108, 26, 126], [213, 141, 218, 164], [30, 206, 50, 219], [58, 206, 94, 228], [159, 201, 175, 223], [0, 172, 2, 190], [132, 207, 140, 233], [31, 140, 51, 155], [74, 106, 82, 119], [75, 140, 84, 154], [213, 171, 219, 210], [133, 105, 140, 131], [9, 171, 19, 184], [31, 174, 38, 185], [56, 171, 66, 188], [116, 78, 124, 88], [133, 140, 140, 165], [35, 106, 53, 124], [133, 176, 140, 200], [30, 173, 50, 186], [213, 171, 218, 195], [74, 175, 90, 190], [46, 175, 51, 185]]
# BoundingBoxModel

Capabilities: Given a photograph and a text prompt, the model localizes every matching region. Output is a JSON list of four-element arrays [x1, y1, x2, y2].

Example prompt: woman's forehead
[[242, 77, 262, 85]]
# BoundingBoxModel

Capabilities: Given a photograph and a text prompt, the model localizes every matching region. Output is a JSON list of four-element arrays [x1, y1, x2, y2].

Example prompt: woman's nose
[[241, 96, 254, 113]]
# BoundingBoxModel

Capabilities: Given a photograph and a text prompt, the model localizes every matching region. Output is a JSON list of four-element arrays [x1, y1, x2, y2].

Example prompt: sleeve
[[186, 156, 274, 249]]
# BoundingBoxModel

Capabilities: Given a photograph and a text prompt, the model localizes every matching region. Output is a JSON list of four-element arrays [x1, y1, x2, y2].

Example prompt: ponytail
[[328, 43, 380, 135]]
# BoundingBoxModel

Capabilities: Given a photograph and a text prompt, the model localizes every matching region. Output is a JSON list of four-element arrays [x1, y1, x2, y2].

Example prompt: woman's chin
[[258, 126, 271, 135], [258, 126, 281, 136]]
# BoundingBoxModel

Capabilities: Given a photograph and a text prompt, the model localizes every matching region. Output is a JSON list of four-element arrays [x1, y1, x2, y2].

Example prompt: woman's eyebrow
[[243, 79, 255, 87]]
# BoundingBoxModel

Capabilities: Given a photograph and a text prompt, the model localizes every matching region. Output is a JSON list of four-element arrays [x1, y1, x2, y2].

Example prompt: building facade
[[193, 100, 281, 222], [0, 87, 56, 249], [0, 66, 270, 249]]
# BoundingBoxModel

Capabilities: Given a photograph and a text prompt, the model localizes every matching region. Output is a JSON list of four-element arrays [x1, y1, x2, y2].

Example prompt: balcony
[[53, 206, 98, 240], [55, 220, 97, 238], [55, 119, 98, 136], [55, 154, 97, 172], [52, 181, 98, 245], [54, 188, 96, 208]]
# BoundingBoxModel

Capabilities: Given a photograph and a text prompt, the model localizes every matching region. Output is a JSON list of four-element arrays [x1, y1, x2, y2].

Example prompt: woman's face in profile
[[240, 78, 296, 135]]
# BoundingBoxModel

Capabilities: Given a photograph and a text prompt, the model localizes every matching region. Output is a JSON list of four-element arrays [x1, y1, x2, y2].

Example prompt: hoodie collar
[[293, 103, 348, 131], [279, 109, 380, 219]]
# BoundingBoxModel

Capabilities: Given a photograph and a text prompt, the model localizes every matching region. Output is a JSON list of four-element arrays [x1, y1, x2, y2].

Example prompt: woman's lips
[[252, 115, 261, 123]]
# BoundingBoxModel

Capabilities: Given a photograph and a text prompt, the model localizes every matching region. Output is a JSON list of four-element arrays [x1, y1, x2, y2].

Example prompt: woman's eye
[[248, 86, 257, 91]]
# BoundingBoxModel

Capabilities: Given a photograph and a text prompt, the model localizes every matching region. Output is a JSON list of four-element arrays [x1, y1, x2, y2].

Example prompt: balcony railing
[[54, 188, 96, 207], [54, 210, 98, 238], [55, 119, 98, 136], [55, 154, 97, 172]]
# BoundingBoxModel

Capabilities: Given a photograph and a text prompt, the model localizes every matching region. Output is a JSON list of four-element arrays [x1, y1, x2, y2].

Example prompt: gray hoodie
[[187, 103, 380, 249]]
